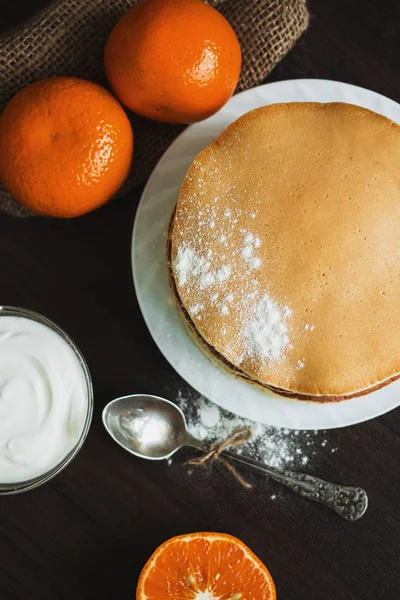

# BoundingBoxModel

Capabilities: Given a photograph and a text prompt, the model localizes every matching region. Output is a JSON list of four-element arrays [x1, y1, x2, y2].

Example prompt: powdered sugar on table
[[172, 389, 336, 471]]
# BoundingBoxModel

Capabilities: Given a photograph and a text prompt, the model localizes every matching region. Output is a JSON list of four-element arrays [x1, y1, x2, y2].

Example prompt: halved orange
[[136, 532, 276, 599]]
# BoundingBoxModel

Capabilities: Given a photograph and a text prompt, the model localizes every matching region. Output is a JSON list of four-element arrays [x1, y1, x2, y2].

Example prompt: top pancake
[[170, 103, 400, 397]]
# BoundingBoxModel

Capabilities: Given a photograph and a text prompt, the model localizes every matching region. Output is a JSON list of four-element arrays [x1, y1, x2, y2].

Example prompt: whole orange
[[0, 77, 133, 218], [104, 0, 241, 124]]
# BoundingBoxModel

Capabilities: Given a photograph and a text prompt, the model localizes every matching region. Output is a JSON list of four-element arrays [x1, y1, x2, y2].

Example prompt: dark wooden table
[[1, 1, 399, 598]]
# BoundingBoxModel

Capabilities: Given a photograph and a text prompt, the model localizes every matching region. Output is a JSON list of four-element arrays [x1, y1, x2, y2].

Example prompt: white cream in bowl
[[0, 314, 89, 483]]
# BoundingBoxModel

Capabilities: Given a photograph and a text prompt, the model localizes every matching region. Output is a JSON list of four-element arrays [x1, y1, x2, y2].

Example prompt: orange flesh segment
[[139, 534, 275, 600]]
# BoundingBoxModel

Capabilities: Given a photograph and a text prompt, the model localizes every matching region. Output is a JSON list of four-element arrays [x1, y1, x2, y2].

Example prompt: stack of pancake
[[168, 103, 400, 402]]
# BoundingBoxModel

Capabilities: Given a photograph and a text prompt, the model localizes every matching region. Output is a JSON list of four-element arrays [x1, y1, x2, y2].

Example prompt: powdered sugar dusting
[[189, 303, 203, 316], [171, 389, 336, 472], [249, 257, 261, 269], [174, 245, 207, 287], [220, 305, 229, 316], [174, 244, 232, 291], [216, 265, 231, 283], [242, 294, 292, 363], [173, 201, 311, 371], [240, 233, 262, 270]]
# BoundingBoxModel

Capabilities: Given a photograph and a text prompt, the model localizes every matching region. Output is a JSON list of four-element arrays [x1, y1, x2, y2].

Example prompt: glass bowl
[[0, 306, 93, 495]]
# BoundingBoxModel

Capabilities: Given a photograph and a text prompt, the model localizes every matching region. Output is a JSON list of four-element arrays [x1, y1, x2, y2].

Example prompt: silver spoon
[[102, 394, 368, 521]]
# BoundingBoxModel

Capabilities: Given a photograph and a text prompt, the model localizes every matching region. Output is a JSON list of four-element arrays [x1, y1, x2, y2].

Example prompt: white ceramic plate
[[132, 79, 400, 430]]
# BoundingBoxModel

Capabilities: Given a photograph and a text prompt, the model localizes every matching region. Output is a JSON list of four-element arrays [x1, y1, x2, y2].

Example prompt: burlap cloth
[[0, 0, 309, 217]]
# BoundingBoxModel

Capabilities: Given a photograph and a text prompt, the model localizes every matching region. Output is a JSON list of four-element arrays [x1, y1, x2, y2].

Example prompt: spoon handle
[[223, 450, 368, 521]]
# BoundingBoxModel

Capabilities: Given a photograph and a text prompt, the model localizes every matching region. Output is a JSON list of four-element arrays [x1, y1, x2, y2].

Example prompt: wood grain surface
[[0, 1, 399, 599]]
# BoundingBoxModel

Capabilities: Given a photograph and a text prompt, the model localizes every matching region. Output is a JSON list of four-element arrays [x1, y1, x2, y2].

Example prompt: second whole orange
[[0, 77, 134, 218], [104, 0, 242, 124]]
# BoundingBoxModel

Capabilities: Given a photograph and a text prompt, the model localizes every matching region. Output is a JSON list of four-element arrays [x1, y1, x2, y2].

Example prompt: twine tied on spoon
[[188, 427, 253, 488]]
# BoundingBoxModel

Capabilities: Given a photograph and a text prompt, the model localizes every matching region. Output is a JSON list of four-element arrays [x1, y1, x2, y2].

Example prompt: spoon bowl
[[102, 394, 190, 460]]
